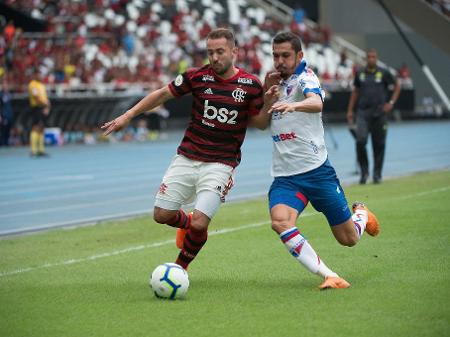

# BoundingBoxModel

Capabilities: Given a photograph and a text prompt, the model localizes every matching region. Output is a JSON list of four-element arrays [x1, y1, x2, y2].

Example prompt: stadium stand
[[0, 0, 414, 145], [2, 0, 356, 93]]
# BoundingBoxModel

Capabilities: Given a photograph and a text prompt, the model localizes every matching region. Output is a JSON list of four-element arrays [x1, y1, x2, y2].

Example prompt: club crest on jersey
[[202, 74, 215, 82], [174, 75, 183, 86], [286, 85, 294, 96], [232, 88, 246, 102], [299, 79, 306, 90], [237, 77, 253, 84], [272, 111, 282, 120]]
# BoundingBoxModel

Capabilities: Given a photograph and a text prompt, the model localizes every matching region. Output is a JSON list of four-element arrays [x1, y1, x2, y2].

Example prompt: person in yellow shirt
[[28, 68, 51, 157]]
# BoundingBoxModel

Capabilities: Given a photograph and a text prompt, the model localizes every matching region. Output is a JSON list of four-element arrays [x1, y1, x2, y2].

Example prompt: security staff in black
[[347, 49, 400, 184]]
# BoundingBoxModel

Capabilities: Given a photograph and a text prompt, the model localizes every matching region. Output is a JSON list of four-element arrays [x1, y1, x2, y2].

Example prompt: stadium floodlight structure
[[377, 0, 450, 112]]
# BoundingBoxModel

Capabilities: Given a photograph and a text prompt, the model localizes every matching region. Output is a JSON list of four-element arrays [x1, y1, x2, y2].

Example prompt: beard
[[212, 60, 232, 76]]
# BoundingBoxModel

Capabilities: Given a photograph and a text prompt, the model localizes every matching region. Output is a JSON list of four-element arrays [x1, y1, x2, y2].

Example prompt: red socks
[[176, 226, 208, 269], [165, 210, 190, 229]]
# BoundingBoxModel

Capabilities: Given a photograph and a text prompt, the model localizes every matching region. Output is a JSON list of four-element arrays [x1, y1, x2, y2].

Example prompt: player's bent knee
[[335, 228, 359, 246], [341, 238, 358, 247], [270, 205, 298, 234], [336, 234, 358, 247], [190, 223, 208, 234], [153, 207, 174, 224], [271, 219, 290, 234], [331, 220, 360, 247], [190, 215, 209, 232], [152, 213, 166, 224]]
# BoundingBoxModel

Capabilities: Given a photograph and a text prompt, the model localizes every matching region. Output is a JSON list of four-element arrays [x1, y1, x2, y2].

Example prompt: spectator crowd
[[0, 0, 413, 148], [1, 0, 349, 95]]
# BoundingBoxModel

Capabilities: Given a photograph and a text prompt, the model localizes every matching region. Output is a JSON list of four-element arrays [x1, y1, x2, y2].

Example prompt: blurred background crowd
[[3, 0, 441, 148], [1, 0, 415, 94]]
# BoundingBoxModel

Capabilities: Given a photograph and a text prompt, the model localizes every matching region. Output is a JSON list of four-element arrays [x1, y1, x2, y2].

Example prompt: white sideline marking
[[396, 186, 450, 199], [0, 213, 319, 278], [0, 220, 258, 277], [1, 184, 449, 278]]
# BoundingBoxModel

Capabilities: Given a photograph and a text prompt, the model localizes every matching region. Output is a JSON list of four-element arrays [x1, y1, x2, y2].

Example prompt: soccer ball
[[150, 263, 189, 300]]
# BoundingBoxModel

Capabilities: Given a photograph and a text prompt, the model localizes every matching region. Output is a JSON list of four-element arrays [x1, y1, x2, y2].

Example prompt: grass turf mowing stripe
[[0, 218, 285, 277], [1, 184, 448, 278]]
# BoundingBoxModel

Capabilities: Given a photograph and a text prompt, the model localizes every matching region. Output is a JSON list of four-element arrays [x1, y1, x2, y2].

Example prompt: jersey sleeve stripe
[[168, 83, 180, 97], [304, 88, 324, 101]]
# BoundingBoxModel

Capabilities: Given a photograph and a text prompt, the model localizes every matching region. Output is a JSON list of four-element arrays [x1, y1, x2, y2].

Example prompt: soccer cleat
[[175, 212, 192, 249], [319, 276, 351, 290], [352, 202, 380, 236]]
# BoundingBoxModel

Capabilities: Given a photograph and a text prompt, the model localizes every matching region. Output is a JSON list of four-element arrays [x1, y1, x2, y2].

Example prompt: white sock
[[279, 227, 338, 278], [352, 208, 368, 238]]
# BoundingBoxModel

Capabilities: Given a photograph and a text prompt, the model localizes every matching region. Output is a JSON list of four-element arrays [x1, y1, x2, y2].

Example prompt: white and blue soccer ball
[[150, 263, 189, 300]]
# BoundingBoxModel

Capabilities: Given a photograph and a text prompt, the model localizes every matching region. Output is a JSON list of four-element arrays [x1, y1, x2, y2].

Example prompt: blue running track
[[0, 120, 449, 236]]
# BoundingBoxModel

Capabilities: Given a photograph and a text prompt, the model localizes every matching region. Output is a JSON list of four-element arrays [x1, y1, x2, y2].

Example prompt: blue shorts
[[268, 159, 351, 226]]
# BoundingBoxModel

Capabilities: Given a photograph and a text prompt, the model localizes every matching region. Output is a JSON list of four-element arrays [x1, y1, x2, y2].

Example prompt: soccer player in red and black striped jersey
[[102, 28, 276, 271]]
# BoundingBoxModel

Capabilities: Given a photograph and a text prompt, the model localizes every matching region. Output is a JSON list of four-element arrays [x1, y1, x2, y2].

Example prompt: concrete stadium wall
[[10, 89, 415, 133]]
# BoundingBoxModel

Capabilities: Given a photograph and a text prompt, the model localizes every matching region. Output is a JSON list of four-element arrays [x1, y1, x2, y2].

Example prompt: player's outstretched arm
[[271, 92, 322, 114], [101, 85, 174, 136]]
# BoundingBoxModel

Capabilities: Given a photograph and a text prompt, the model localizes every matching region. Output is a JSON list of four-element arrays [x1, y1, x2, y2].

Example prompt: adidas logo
[[204, 88, 213, 95]]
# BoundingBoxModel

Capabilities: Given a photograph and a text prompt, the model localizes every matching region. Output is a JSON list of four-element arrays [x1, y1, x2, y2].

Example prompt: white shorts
[[154, 155, 235, 218]]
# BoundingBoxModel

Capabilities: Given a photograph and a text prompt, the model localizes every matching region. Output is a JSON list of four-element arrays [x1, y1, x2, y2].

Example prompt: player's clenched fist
[[263, 71, 282, 91]]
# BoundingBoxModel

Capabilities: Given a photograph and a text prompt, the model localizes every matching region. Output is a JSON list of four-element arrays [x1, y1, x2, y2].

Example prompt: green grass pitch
[[1, 170, 449, 337]]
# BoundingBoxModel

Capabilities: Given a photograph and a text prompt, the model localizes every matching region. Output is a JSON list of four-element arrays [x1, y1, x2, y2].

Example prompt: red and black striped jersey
[[168, 65, 264, 168]]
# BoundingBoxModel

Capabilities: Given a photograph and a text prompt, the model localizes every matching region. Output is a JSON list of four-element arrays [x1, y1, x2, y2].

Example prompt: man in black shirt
[[347, 49, 401, 184]]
